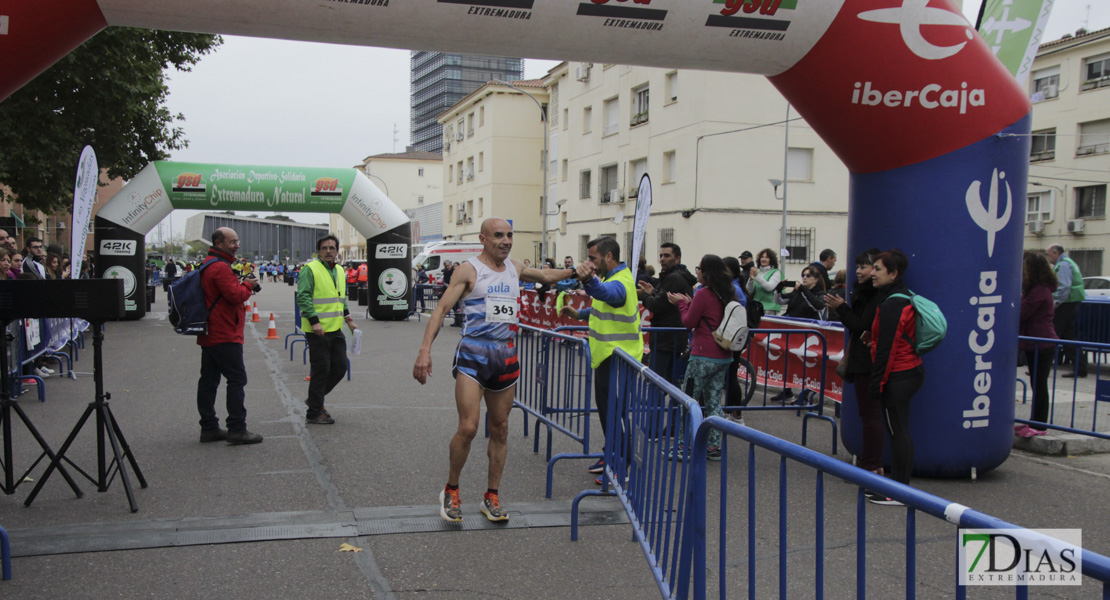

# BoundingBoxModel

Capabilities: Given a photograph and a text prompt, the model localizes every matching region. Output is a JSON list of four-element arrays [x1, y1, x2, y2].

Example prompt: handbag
[[835, 337, 851, 379]]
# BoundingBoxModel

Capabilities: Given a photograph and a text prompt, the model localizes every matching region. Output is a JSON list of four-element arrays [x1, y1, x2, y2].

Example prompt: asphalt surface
[[1, 282, 1109, 599]]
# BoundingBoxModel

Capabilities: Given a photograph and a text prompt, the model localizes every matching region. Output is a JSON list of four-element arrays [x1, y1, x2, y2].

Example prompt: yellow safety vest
[[302, 260, 345, 333], [587, 266, 643, 369]]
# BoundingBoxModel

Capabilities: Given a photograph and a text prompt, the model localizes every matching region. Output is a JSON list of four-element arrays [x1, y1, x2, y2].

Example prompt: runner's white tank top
[[462, 257, 520, 340]]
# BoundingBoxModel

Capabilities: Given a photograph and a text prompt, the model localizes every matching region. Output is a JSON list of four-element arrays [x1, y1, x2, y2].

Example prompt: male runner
[[413, 218, 574, 523]]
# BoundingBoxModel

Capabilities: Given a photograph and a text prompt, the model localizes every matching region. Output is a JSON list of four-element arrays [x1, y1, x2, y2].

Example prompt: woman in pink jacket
[[668, 254, 736, 461]]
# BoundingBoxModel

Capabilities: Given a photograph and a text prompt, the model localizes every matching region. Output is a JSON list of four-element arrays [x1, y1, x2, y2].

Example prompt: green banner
[[152, 162, 358, 212], [977, 0, 1055, 85]]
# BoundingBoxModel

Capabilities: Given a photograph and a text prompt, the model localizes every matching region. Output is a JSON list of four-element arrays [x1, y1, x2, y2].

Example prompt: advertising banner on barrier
[[742, 316, 845, 402]]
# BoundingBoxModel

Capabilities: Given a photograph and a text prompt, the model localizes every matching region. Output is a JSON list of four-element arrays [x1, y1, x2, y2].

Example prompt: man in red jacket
[[197, 227, 264, 445]]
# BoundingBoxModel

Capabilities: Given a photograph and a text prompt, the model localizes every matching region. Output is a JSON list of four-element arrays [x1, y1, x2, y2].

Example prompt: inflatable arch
[[2, 0, 1031, 477], [94, 161, 412, 321]]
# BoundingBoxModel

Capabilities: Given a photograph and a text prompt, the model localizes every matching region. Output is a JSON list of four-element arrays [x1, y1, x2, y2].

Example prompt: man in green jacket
[[297, 234, 359, 424], [1047, 244, 1088, 377]]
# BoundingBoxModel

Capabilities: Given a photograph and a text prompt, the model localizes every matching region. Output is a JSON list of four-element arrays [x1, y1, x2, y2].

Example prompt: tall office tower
[[410, 52, 523, 153]]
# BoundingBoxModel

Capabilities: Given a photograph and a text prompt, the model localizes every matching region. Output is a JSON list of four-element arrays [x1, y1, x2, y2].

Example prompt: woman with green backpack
[[864, 249, 925, 505], [745, 248, 782, 316]]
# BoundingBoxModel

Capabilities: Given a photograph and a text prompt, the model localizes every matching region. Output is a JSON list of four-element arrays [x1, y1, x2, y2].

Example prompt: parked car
[[1083, 276, 1110, 298]]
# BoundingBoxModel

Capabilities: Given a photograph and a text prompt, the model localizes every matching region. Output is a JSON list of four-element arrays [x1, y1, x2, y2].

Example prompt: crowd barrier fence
[[683, 415, 1110, 599], [7, 318, 88, 402], [570, 347, 703, 600], [1077, 298, 1110, 345], [1016, 336, 1110, 440]]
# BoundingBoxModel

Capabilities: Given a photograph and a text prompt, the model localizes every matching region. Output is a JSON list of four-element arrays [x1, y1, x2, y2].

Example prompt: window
[[1070, 250, 1103, 279], [580, 169, 592, 199], [561, 159, 568, 182], [603, 97, 619, 136], [599, 164, 619, 202], [1076, 185, 1107, 219], [418, 168, 425, 177], [665, 71, 678, 103], [583, 106, 593, 134], [787, 147, 813, 181], [579, 235, 591, 262], [1030, 129, 1056, 161], [663, 151, 676, 183], [1026, 191, 1053, 223], [631, 85, 649, 126], [562, 107, 569, 131], [1078, 119, 1110, 156], [479, 197, 484, 217], [457, 161, 463, 184], [783, 227, 815, 264], [466, 157, 475, 180], [467, 113, 475, 137], [1031, 66, 1060, 101], [457, 119, 465, 141], [418, 195, 425, 205], [1083, 52, 1110, 91], [658, 228, 674, 245], [628, 158, 647, 196], [448, 164, 453, 183], [479, 106, 485, 127], [478, 152, 484, 172]]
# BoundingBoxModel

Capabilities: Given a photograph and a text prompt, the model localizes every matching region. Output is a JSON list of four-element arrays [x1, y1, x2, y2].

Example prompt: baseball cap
[[739, 251, 753, 260]]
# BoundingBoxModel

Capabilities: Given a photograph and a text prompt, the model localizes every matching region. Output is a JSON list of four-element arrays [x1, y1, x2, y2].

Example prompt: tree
[[0, 28, 221, 213]]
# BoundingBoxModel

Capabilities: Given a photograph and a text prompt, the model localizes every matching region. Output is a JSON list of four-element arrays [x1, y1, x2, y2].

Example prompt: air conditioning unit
[[575, 64, 592, 82], [608, 189, 623, 204], [1068, 219, 1085, 233], [1029, 221, 1045, 235]]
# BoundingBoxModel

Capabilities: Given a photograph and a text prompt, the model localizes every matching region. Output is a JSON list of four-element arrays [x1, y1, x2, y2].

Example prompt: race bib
[[486, 294, 517, 324]]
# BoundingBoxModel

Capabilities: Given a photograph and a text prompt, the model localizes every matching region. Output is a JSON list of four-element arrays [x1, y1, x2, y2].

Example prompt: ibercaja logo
[[172, 172, 206, 193], [959, 529, 1081, 586], [310, 177, 344, 197]]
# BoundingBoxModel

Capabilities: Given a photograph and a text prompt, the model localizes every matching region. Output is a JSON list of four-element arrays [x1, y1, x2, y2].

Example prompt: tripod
[[0, 319, 82, 497], [24, 321, 147, 512]]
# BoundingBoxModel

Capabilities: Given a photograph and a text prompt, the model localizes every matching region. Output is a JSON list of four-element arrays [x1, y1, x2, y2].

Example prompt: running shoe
[[1014, 425, 1043, 438], [480, 492, 510, 522], [439, 487, 462, 523], [707, 447, 722, 462], [40, 366, 55, 374], [865, 491, 903, 506], [727, 413, 746, 426], [587, 458, 605, 474], [306, 410, 335, 425]]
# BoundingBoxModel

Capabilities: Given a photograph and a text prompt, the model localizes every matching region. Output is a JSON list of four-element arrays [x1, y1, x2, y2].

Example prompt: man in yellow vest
[[559, 236, 642, 484], [297, 234, 359, 424]]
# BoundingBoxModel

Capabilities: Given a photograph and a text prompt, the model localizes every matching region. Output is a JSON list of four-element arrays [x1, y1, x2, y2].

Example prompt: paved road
[[1, 282, 1109, 598]]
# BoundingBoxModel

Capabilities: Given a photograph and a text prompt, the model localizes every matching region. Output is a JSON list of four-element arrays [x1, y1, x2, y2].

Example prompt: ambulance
[[412, 241, 483, 283]]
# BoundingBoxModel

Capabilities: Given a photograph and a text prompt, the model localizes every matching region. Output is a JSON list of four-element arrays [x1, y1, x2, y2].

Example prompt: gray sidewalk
[[1, 283, 1110, 598]]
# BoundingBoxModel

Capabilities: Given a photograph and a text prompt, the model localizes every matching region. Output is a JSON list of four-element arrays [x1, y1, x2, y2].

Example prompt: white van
[[412, 241, 483, 283]]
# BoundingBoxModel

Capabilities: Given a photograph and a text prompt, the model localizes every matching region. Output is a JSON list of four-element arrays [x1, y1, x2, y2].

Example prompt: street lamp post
[[493, 79, 548, 262], [773, 104, 791, 262]]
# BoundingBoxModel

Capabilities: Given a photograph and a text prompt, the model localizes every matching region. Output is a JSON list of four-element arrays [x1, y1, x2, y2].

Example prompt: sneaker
[[665, 444, 686, 461], [199, 428, 227, 443], [439, 488, 462, 523], [595, 475, 605, 486], [865, 491, 902, 506], [40, 366, 55, 374], [306, 410, 335, 425], [34, 367, 51, 378], [225, 430, 264, 445], [727, 413, 746, 426], [1014, 425, 1042, 438], [770, 390, 794, 403], [707, 447, 722, 461], [587, 458, 605, 474], [480, 492, 510, 522]]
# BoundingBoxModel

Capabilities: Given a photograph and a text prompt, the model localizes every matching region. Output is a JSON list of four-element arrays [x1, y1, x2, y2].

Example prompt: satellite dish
[[613, 210, 625, 225]]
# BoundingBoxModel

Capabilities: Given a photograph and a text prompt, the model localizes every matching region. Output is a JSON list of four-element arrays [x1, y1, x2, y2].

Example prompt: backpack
[[168, 258, 225, 335], [746, 300, 764, 330], [713, 300, 750, 351], [889, 292, 947, 355]]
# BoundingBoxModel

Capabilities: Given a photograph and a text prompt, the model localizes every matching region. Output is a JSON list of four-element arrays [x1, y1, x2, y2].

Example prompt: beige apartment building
[[1025, 27, 1110, 278], [542, 62, 849, 274], [439, 80, 548, 262], [330, 150, 442, 261]]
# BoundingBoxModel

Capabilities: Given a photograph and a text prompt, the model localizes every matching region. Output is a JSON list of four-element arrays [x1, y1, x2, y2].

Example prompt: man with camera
[[196, 227, 264, 445]]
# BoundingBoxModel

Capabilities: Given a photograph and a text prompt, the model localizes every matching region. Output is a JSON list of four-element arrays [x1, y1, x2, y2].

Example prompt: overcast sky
[[151, 0, 1108, 239]]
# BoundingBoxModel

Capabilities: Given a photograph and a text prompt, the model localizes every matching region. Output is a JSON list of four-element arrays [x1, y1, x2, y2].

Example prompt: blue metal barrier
[[1016, 336, 1110, 440], [1077, 298, 1110, 345], [683, 416, 1110, 599], [288, 299, 307, 360], [511, 325, 595, 497], [570, 348, 703, 600], [409, 284, 455, 322], [0, 523, 9, 580]]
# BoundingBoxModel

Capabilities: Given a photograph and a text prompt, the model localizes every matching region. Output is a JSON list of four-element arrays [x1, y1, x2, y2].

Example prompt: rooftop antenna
[[393, 122, 399, 153]]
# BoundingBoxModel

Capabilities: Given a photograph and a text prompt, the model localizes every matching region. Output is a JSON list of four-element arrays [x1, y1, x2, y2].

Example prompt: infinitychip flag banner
[[71, 145, 98, 280], [630, 174, 652, 282]]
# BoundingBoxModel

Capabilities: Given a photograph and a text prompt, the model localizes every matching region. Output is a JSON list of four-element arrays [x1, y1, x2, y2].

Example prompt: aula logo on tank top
[[487, 282, 512, 294]]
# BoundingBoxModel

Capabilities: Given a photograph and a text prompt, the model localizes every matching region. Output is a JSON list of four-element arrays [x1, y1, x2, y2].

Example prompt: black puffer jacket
[[641, 264, 697, 352], [834, 279, 880, 382]]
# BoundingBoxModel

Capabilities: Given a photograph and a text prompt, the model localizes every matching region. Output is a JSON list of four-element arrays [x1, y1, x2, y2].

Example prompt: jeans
[[197, 343, 248, 432], [306, 330, 348, 415]]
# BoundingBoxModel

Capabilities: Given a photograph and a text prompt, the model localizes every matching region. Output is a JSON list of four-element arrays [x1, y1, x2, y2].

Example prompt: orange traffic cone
[[244, 299, 251, 314], [265, 313, 279, 339], [251, 301, 261, 322]]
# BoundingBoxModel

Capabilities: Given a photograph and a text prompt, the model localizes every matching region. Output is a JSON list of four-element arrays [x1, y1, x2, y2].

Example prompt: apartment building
[[1025, 27, 1110, 278], [438, 80, 548, 262], [330, 150, 442, 261], [543, 62, 850, 273]]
